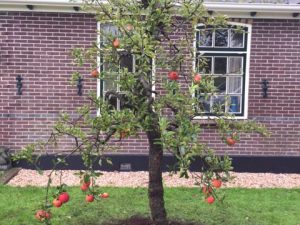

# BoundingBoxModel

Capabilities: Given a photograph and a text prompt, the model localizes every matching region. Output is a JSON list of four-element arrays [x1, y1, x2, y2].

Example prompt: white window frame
[[96, 22, 156, 116], [193, 22, 252, 120]]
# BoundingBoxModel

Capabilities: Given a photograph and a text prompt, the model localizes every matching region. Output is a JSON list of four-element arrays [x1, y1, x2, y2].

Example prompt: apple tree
[[13, 0, 269, 224]]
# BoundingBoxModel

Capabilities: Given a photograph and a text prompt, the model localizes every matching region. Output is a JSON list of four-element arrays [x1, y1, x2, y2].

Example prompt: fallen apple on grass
[[52, 198, 63, 208], [86, 194, 95, 202], [206, 196, 215, 204], [35, 210, 51, 222], [100, 193, 109, 198]]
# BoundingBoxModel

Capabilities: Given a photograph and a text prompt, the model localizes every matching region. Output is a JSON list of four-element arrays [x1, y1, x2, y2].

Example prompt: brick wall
[[0, 12, 299, 156], [0, 12, 97, 154]]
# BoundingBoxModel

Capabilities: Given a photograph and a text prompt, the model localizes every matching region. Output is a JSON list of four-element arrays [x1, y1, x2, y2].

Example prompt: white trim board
[[1, 1, 300, 19]]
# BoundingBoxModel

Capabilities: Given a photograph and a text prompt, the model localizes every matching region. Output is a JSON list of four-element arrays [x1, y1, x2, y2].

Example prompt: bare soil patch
[[104, 215, 202, 225]]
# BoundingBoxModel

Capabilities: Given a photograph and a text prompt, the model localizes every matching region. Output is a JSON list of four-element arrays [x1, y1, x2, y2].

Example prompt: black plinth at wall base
[[14, 155, 300, 174]]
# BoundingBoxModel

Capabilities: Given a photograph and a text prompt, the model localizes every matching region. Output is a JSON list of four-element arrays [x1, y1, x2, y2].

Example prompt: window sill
[[193, 115, 248, 122]]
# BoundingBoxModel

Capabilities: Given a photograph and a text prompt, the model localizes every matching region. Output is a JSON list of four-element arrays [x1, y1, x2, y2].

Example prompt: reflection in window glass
[[199, 29, 213, 47], [229, 96, 241, 113], [105, 93, 118, 109], [198, 96, 211, 113], [228, 77, 242, 94], [198, 57, 212, 74], [100, 24, 119, 46], [103, 59, 119, 72], [228, 57, 243, 74], [214, 77, 226, 94], [119, 94, 130, 110], [103, 77, 117, 92], [120, 53, 134, 72], [215, 29, 228, 47], [230, 29, 244, 48], [212, 95, 225, 113], [214, 57, 227, 74]]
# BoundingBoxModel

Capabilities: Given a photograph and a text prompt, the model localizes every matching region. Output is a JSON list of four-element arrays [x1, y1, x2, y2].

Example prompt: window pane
[[215, 29, 228, 47], [120, 53, 133, 72], [103, 60, 119, 72], [214, 77, 226, 94], [228, 77, 242, 94], [101, 23, 119, 36], [229, 96, 241, 113], [198, 57, 212, 74], [119, 93, 130, 110], [198, 29, 213, 47], [211, 95, 225, 113], [104, 93, 118, 109], [214, 57, 227, 74], [228, 57, 243, 74], [100, 24, 119, 46], [198, 96, 211, 113], [103, 77, 117, 92], [230, 29, 244, 48]]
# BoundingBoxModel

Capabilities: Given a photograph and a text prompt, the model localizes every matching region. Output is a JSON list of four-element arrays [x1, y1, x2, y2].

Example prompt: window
[[195, 24, 250, 118], [99, 23, 135, 110]]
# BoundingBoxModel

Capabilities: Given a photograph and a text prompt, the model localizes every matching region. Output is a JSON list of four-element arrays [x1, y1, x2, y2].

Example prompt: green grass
[[0, 185, 300, 225]]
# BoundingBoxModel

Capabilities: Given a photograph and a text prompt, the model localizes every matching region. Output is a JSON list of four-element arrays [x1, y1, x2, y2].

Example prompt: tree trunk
[[147, 129, 168, 225]]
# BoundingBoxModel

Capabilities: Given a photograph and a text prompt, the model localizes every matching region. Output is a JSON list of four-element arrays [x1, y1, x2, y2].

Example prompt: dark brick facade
[[0, 12, 299, 157]]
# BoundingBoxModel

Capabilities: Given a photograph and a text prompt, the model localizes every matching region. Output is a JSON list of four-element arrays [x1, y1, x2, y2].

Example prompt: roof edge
[[1, 1, 300, 19]]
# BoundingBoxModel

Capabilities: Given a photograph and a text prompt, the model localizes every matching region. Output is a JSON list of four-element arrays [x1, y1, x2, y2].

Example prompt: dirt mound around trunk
[[104, 215, 203, 225]]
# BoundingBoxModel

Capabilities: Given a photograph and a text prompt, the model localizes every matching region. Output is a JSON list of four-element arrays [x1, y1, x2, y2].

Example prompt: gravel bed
[[7, 169, 300, 188]]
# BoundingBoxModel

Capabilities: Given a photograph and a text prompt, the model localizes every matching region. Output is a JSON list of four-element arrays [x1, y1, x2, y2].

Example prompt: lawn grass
[[0, 185, 299, 225]]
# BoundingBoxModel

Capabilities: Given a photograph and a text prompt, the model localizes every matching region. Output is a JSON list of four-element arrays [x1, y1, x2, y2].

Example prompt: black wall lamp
[[16, 75, 23, 95], [262, 79, 269, 98], [250, 12, 257, 17], [292, 13, 299, 18], [77, 77, 83, 96]]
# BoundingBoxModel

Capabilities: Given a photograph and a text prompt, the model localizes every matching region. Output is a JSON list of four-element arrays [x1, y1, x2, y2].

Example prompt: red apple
[[226, 137, 236, 146], [100, 193, 109, 198], [168, 71, 179, 81], [206, 196, 215, 204], [86, 195, 95, 202], [125, 24, 134, 32], [52, 198, 62, 208], [84, 180, 91, 187], [112, 38, 120, 48], [212, 179, 222, 188], [91, 69, 99, 78], [202, 185, 213, 195], [58, 192, 70, 204], [35, 210, 51, 221], [193, 74, 202, 84], [81, 183, 89, 191]]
